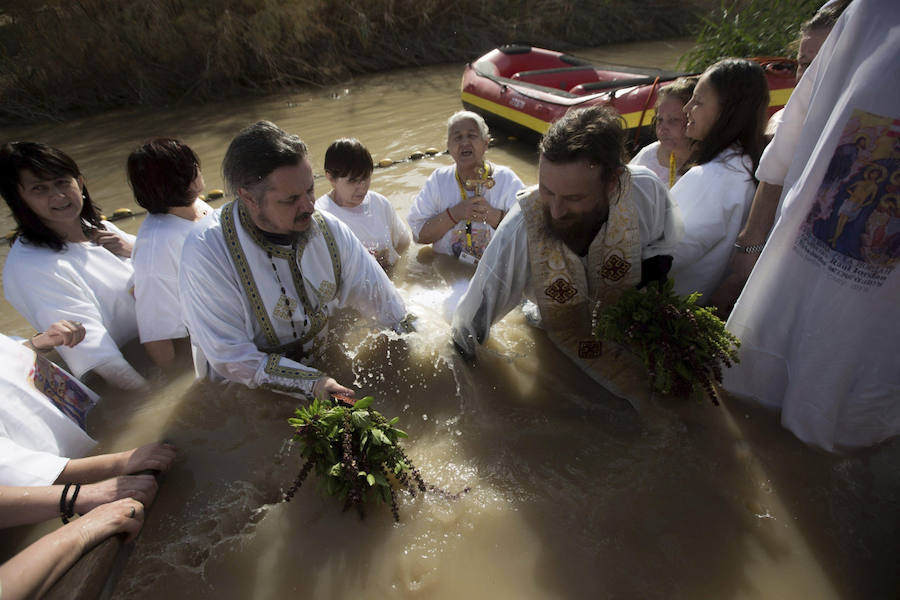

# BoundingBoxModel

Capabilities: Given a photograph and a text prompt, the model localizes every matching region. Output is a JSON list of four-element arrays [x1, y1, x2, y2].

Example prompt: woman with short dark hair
[[668, 58, 769, 302], [0, 142, 146, 389], [127, 137, 216, 367]]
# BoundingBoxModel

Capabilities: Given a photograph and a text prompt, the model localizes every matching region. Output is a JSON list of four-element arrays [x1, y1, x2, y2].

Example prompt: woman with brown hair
[[0, 142, 146, 389], [668, 58, 769, 302]]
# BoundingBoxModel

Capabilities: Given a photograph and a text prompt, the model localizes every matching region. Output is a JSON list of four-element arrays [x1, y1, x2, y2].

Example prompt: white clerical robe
[[3, 222, 138, 378], [0, 334, 98, 486], [452, 166, 681, 401], [724, 0, 900, 450], [179, 201, 408, 395]]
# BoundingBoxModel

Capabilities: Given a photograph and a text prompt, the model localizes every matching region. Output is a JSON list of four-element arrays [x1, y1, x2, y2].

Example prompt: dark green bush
[[678, 0, 820, 72]]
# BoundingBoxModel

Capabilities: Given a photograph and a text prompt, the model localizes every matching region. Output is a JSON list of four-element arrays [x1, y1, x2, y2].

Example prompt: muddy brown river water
[[1, 39, 898, 600]]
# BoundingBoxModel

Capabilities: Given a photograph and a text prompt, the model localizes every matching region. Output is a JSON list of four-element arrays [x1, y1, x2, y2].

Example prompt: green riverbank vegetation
[[678, 0, 822, 71], [0, 0, 818, 124]]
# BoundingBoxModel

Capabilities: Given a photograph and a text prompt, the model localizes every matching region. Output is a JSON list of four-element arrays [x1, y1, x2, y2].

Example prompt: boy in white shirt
[[315, 138, 410, 271]]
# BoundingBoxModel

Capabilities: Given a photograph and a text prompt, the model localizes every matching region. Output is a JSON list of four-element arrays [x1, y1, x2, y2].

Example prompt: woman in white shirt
[[0, 142, 145, 389], [668, 59, 769, 305], [128, 138, 216, 367], [315, 138, 410, 271], [629, 76, 697, 188], [407, 111, 524, 264]]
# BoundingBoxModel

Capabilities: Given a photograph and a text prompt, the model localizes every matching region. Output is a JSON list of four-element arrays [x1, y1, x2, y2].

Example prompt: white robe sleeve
[[407, 170, 443, 242], [325, 213, 408, 327], [133, 219, 189, 343], [0, 436, 69, 486], [451, 202, 531, 356], [3, 253, 129, 378], [389, 202, 412, 251], [755, 41, 820, 187], [179, 231, 322, 395], [668, 154, 755, 298], [135, 270, 184, 342], [629, 166, 683, 259], [494, 167, 526, 211], [669, 167, 731, 267]]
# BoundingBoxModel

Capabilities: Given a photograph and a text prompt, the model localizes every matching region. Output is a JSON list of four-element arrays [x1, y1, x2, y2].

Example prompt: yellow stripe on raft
[[461, 91, 551, 134], [463, 86, 794, 134], [769, 87, 793, 107]]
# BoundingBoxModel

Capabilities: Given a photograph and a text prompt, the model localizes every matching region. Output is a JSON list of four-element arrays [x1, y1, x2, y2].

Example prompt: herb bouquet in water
[[592, 279, 740, 405], [285, 395, 467, 522]]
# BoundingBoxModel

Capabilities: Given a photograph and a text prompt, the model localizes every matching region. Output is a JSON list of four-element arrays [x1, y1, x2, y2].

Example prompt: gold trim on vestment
[[220, 201, 343, 352], [263, 353, 322, 380], [520, 180, 649, 402]]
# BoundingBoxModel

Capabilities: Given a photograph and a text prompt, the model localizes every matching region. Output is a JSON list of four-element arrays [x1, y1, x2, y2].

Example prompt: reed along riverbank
[[0, 0, 702, 124]]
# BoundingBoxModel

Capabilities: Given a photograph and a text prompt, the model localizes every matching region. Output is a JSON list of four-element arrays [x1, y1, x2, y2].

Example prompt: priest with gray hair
[[179, 121, 412, 399]]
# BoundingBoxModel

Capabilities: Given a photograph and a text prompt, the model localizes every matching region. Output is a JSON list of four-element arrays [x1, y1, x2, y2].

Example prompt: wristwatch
[[733, 242, 765, 254]]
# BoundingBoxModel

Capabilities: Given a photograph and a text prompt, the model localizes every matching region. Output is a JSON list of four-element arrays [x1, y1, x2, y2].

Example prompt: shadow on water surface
[[721, 393, 900, 600], [95, 262, 886, 600]]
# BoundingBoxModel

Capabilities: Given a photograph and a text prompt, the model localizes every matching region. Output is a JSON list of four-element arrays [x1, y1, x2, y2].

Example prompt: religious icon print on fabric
[[30, 354, 96, 430], [795, 109, 900, 290]]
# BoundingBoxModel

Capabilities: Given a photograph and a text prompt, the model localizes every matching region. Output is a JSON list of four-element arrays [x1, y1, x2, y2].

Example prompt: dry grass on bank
[[0, 0, 695, 124]]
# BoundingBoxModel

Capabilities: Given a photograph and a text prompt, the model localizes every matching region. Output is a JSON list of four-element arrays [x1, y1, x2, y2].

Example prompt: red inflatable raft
[[460, 45, 796, 142]]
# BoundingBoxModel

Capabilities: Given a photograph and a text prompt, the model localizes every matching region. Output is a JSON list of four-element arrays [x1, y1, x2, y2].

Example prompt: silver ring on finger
[[129, 506, 136, 518]]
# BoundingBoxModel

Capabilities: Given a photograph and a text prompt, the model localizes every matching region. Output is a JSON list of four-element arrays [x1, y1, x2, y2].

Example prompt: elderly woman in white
[[407, 111, 525, 264]]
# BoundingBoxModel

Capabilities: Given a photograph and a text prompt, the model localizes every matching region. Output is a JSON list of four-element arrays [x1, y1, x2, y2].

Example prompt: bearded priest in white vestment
[[452, 107, 682, 405], [180, 121, 411, 400]]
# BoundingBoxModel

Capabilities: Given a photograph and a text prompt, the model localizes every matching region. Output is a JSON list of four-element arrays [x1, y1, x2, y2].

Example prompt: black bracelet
[[60, 483, 81, 524], [59, 483, 71, 523], [734, 242, 765, 254]]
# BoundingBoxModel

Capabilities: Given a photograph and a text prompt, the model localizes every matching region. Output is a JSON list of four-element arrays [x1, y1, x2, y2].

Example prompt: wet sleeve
[[329, 215, 408, 327], [452, 204, 531, 356], [670, 161, 750, 269], [178, 234, 321, 396], [494, 168, 526, 211], [388, 200, 412, 250]]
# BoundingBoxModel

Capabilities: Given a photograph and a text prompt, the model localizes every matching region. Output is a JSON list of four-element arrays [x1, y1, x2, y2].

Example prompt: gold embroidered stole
[[521, 186, 652, 404], [220, 201, 342, 365]]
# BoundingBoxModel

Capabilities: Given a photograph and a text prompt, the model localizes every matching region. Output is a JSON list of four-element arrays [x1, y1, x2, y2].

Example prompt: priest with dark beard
[[451, 106, 682, 403]]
